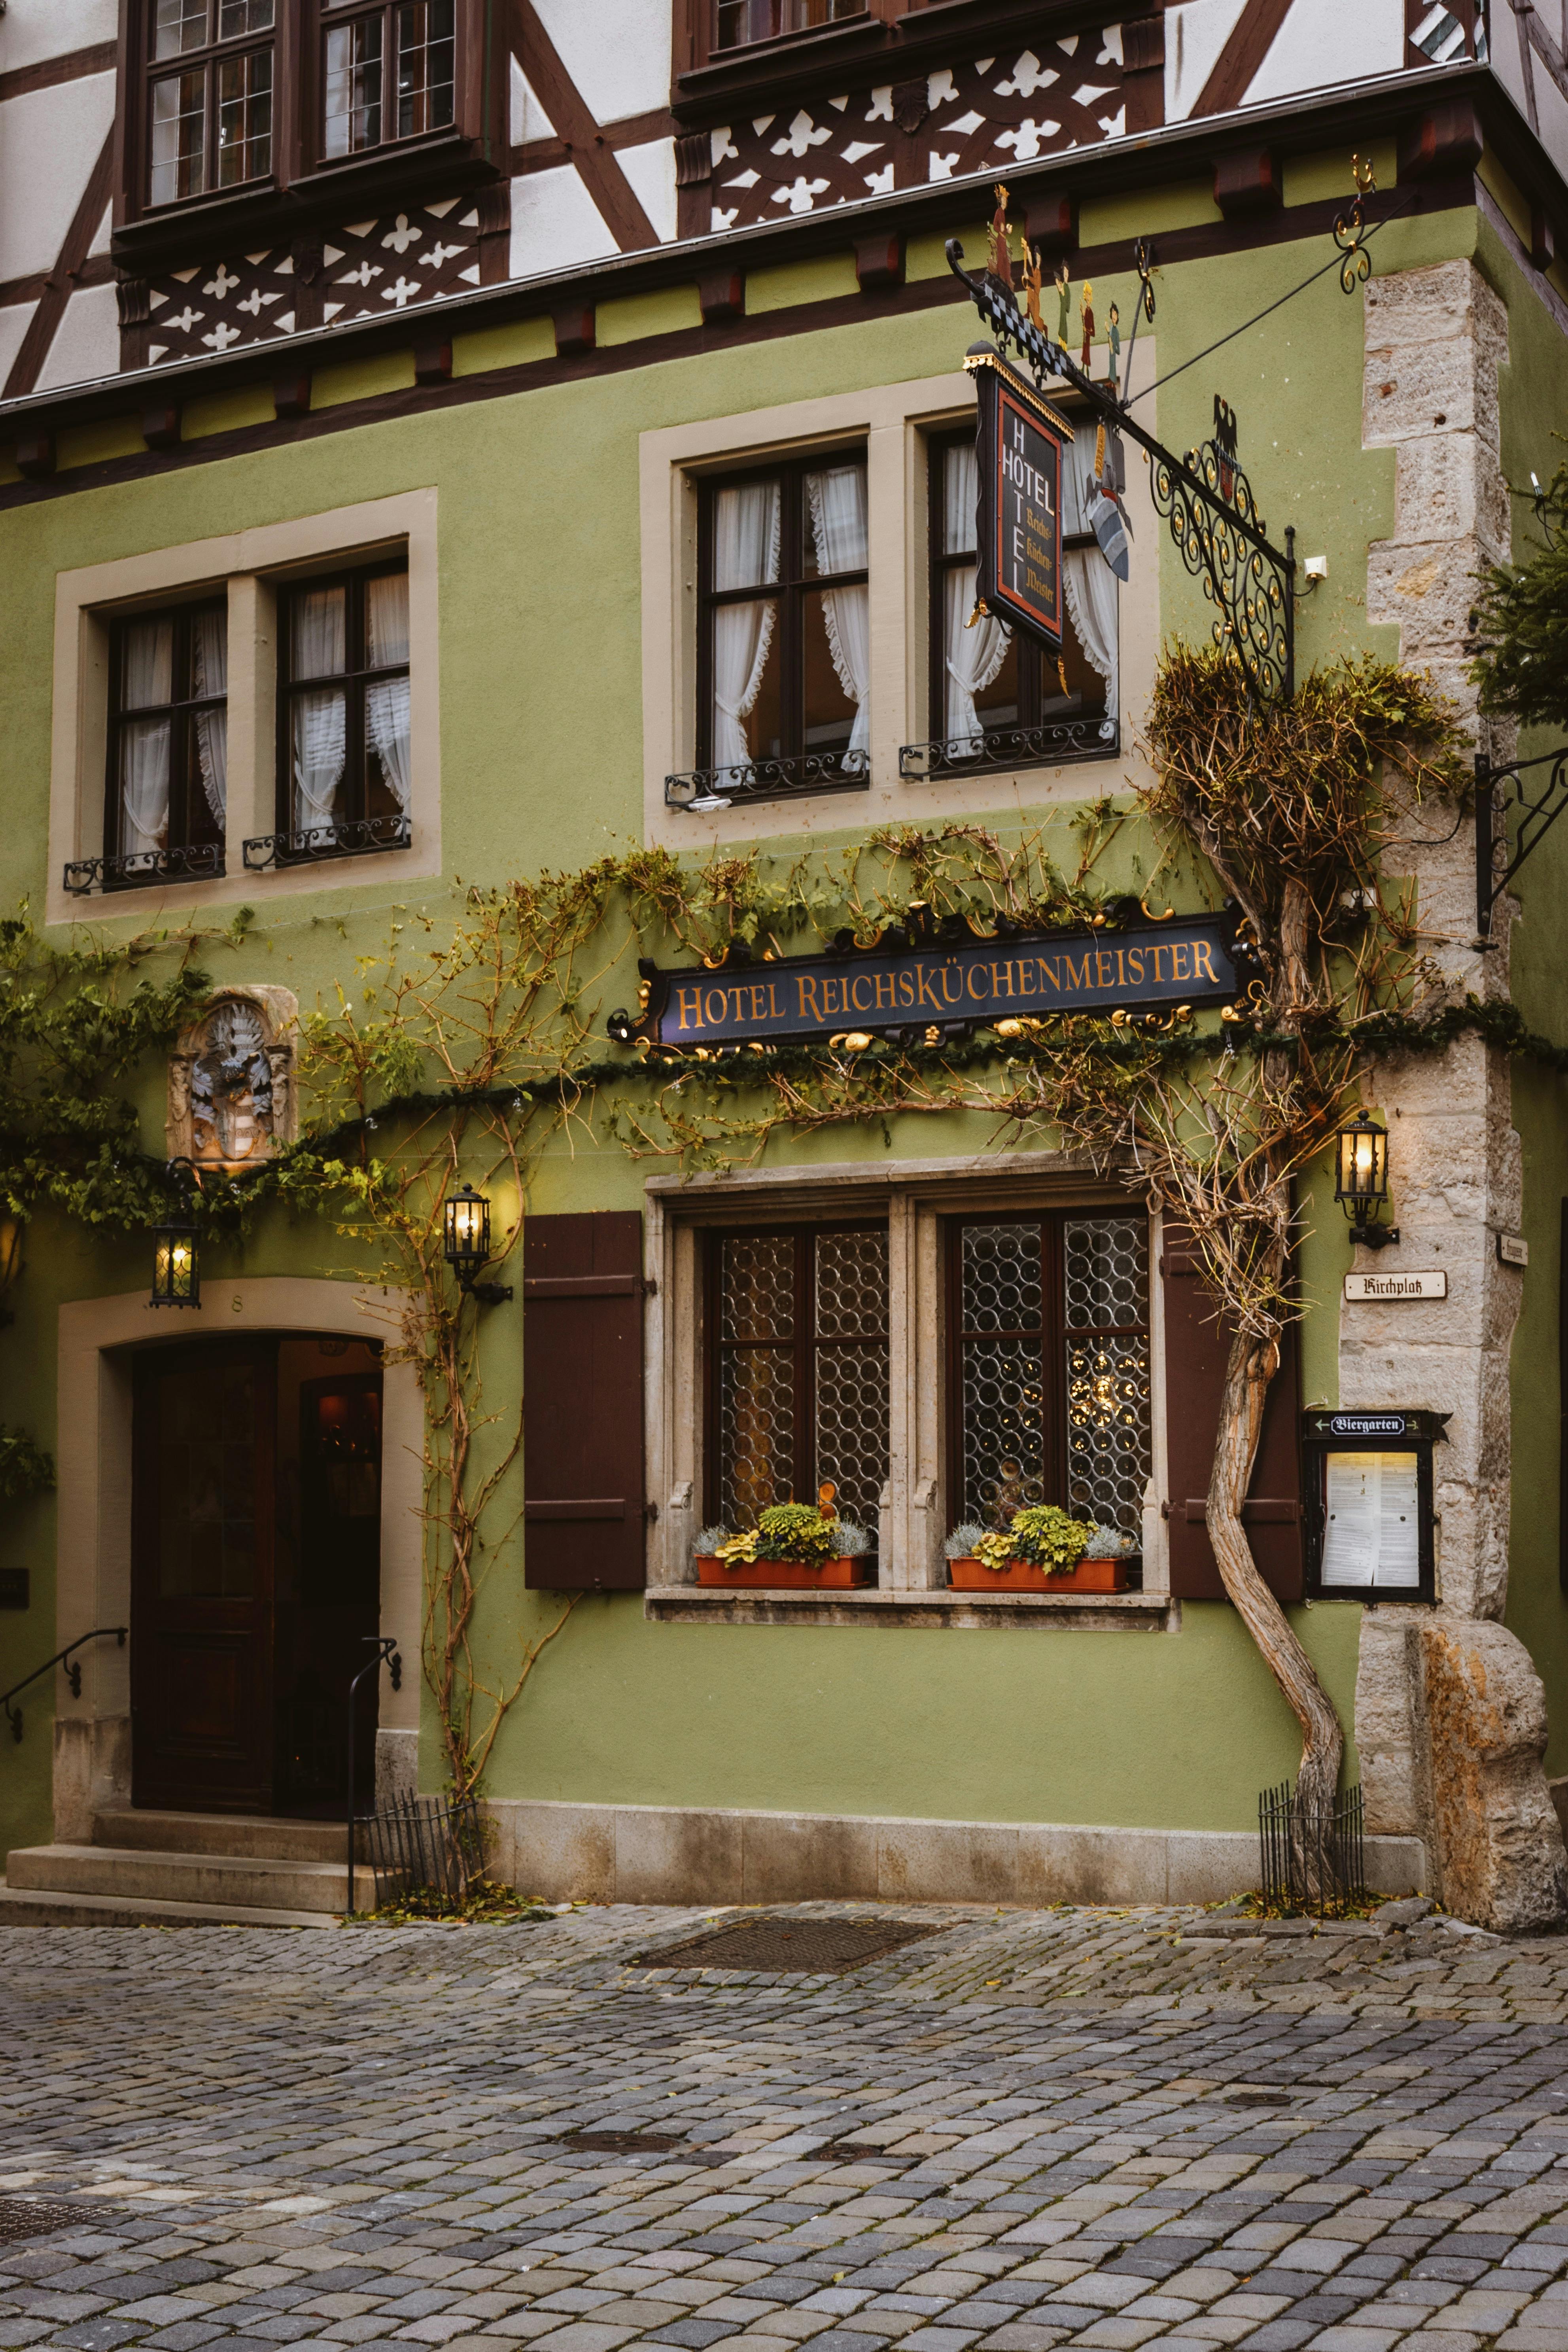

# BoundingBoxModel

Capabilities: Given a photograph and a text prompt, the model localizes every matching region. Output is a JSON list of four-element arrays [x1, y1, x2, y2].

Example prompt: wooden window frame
[[943, 1208, 1151, 1537], [679, 0, 905, 73], [115, 0, 497, 240], [274, 555, 409, 858], [695, 448, 868, 790], [102, 597, 227, 889], [925, 423, 1110, 761], [140, 0, 278, 212], [701, 1220, 889, 1533]]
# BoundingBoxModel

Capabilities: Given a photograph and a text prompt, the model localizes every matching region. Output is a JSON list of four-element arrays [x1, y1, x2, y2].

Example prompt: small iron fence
[[353, 1790, 485, 1913], [1258, 1779, 1366, 1915]]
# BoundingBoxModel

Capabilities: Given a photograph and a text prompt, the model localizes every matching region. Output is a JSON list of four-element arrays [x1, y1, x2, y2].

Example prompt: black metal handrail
[[900, 719, 1118, 780], [244, 814, 411, 869], [346, 1635, 402, 1914], [2, 1626, 125, 1744], [63, 846, 224, 896]]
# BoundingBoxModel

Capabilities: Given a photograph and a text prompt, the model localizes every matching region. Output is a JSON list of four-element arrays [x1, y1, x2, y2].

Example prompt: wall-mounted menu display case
[[1301, 1409, 1449, 1603]]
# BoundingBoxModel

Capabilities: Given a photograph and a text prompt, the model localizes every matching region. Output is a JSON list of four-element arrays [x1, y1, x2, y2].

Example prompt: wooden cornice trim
[[509, 0, 660, 252], [0, 40, 117, 105], [3, 129, 115, 399], [1193, 0, 1294, 118], [0, 169, 1477, 511]]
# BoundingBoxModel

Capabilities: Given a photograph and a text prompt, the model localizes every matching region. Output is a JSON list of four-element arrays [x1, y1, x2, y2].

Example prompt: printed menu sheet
[[1320, 1449, 1421, 1589]]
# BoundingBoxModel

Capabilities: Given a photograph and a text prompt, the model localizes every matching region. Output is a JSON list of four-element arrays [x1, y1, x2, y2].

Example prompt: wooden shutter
[[522, 1211, 647, 1591], [1161, 1231, 1303, 1602]]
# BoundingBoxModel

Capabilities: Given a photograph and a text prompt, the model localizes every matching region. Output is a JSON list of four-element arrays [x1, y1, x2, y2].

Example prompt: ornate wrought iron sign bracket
[[1473, 745, 1568, 940], [945, 238, 1297, 708]]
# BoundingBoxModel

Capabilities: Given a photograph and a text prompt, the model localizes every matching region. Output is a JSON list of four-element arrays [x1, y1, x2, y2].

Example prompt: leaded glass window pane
[[710, 1225, 888, 1544], [1063, 1217, 1150, 1535]]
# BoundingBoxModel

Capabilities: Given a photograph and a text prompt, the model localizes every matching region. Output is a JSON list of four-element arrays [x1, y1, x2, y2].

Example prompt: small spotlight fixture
[[1335, 1111, 1399, 1251], [442, 1183, 513, 1305]]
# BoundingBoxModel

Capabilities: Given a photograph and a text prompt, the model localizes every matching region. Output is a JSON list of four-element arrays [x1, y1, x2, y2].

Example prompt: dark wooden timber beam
[[509, 0, 660, 254]]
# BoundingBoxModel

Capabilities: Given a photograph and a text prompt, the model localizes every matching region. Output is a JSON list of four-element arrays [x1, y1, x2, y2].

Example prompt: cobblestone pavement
[[11, 1902, 1568, 2351]]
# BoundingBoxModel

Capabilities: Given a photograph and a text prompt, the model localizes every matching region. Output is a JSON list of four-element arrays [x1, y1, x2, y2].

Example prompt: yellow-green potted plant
[[946, 1505, 1133, 1593], [694, 1492, 874, 1589]]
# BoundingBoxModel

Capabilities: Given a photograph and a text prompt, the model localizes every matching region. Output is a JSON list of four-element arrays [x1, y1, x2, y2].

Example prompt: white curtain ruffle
[[291, 585, 347, 831], [711, 481, 781, 771], [120, 616, 174, 855], [1061, 423, 1120, 738], [365, 572, 412, 814], [940, 444, 1008, 751], [193, 606, 228, 827], [805, 462, 870, 759]]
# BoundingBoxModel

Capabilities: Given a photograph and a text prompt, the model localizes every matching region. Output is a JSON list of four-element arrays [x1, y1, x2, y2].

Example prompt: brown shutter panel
[[523, 1211, 647, 1591], [1161, 1231, 1303, 1602]]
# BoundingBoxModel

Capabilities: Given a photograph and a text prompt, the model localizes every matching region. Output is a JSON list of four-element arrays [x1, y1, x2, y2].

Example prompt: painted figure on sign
[[989, 182, 1013, 287], [1055, 256, 1071, 344], [1079, 280, 1095, 373], [1107, 299, 1121, 384], [1023, 244, 1045, 334]]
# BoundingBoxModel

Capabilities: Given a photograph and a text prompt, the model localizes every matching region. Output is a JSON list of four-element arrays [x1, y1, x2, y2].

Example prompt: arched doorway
[[130, 1332, 384, 1816]]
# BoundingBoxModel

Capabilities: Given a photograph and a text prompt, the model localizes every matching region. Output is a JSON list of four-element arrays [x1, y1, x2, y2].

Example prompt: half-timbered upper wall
[[0, 0, 1549, 401]]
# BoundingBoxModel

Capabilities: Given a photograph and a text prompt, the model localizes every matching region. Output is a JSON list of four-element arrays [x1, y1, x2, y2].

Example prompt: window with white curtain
[[922, 424, 1117, 774], [694, 451, 869, 804], [277, 561, 411, 856], [104, 600, 228, 884]]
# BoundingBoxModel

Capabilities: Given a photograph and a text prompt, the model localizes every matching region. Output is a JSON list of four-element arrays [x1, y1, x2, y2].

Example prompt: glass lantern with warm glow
[[443, 1184, 490, 1282], [1335, 1113, 1389, 1211], [150, 1220, 200, 1308]]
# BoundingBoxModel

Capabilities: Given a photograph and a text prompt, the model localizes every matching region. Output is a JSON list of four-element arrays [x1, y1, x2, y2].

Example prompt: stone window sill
[[645, 1588, 1176, 1629]]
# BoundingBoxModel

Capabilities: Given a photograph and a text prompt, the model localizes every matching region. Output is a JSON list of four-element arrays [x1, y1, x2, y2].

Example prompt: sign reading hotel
[[968, 346, 1069, 652], [618, 916, 1240, 1051]]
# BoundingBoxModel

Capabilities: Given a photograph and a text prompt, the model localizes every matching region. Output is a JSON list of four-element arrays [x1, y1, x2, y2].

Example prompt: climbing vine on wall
[[5, 654, 1473, 1807]]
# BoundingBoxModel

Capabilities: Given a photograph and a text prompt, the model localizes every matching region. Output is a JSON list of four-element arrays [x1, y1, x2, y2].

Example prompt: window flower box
[[946, 1553, 1133, 1594], [695, 1554, 872, 1589]]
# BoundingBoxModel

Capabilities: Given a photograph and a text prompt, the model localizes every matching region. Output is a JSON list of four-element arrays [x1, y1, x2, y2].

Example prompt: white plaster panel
[[1245, 0, 1402, 104], [617, 138, 678, 246], [531, 0, 671, 126], [34, 280, 119, 392], [508, 165, 619, 279], [1533, 71, 1568, 191], [510, 58, 556, 145], [0, 0, 117, 74], [1164, 0, 1248, 119], [0, 303, 37, 392], [87, 201, 112, 262], [0, 73, 114, 283]]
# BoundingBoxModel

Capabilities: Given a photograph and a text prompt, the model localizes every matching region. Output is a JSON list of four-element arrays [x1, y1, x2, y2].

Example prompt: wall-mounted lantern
[[1335, 1112, 1399, 1251], [442, 1184, 513, 1306], [150, 1220, 200, 1308]]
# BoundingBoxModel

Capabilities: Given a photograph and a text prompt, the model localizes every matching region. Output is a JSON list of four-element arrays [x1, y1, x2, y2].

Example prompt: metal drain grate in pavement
[[0, 2198, 104, 2244], [634, 1915, 939, 1974], [559, 2131, 685, 2153]]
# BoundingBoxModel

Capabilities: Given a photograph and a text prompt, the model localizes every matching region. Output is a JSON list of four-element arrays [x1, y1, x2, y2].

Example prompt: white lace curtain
[[1061, 422, 1119, 738], [193, 607, 228, 827], [712, 482, 781, 770], [119, 617, 174, 855], [291, 585, 347, 831], [940, 443, 1009, 752], [366, 572, 411, 813], [805, 462, 870, 759]]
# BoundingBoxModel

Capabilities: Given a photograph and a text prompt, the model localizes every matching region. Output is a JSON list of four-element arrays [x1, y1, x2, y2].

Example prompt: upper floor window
[[106, 602, 228, 886], [715, 0, 861, 48], [689, 453, 868, 807], [277, 561, 410, 857], [322, 0, 455, 157], [921, 427, 1116, 780], [148, 0, 275, 204]]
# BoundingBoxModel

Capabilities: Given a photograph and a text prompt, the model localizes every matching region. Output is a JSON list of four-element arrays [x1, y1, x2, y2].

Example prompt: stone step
[[93, 1808, 347, 1863], [5, 1843, 371, 1914], [0, 1876, 341, 1929]]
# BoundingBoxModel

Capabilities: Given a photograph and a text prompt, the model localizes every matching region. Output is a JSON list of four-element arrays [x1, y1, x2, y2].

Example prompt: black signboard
[[613, 915, 1240, 1052], [968, 344, 1069, 652], [1301, 1408, 1448, 1604]]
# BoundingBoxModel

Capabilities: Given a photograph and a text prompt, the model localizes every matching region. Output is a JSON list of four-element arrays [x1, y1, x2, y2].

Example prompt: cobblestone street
[[11, 1902, 1568, 2352]]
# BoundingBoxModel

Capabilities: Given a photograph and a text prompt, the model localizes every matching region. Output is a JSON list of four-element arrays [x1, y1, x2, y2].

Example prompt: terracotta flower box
[[695, 1555, 872, 1589], [947, 1554, 1133, 1593]]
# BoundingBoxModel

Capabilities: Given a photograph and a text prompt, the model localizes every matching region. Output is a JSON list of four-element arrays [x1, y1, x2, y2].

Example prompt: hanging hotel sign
[[967, 345, 1069, 653], [608, 914, 1241, 1052]]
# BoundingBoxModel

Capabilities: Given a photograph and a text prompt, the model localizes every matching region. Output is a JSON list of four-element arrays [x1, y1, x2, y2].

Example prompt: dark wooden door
[[131, 1339, 277, 1813]]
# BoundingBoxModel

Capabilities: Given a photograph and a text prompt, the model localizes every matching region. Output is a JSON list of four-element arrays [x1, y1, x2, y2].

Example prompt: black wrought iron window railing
[[243, 814, 411, 869], [64, 844, 226, 896], [666, 750, 869, 812], [900, 719, 1119, 783]]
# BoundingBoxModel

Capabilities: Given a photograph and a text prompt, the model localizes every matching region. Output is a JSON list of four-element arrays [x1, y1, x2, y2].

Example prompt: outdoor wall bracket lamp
[[443, 1183, 513, 1305], [150, 1158, 202, 1307], [1335, 1112, 1399, 1251]]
